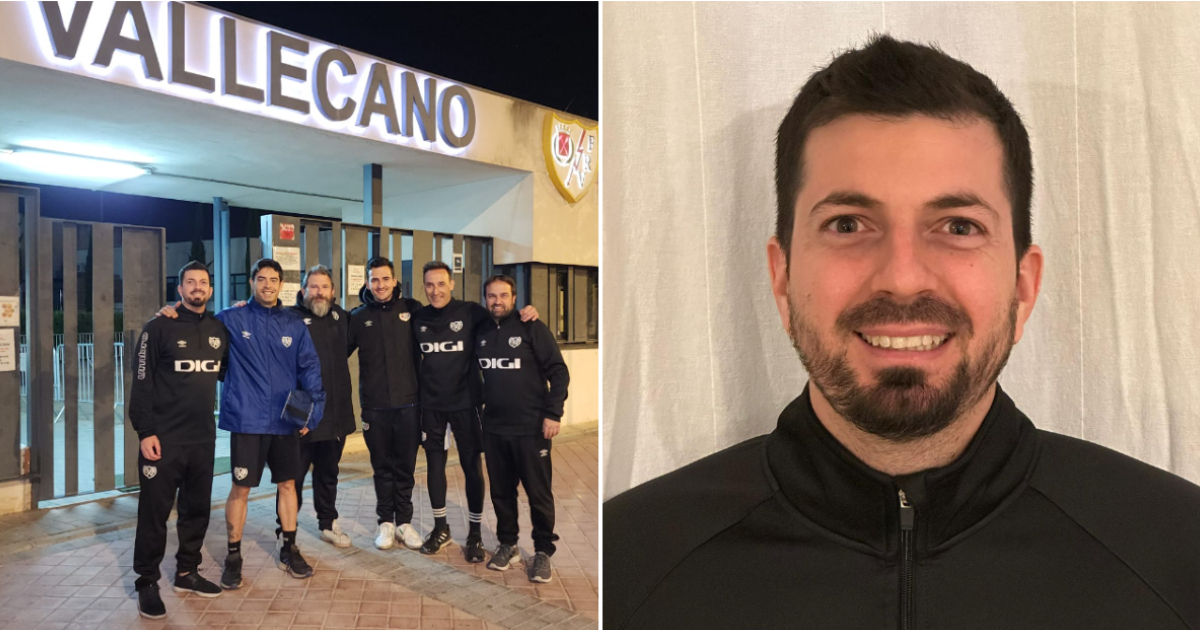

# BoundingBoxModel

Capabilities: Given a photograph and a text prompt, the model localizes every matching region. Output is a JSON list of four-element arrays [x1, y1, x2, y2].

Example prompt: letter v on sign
[[39, 1, 92, 59]]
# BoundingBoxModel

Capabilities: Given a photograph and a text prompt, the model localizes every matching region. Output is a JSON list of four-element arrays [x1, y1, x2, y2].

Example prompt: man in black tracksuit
[[475, 275, 569, 584], [349, 257, 426, 551], [130, 261, 227, 619], [412, 261, 540, 562], [604, 36, 1200, 629], [275, 266, 356, 548]]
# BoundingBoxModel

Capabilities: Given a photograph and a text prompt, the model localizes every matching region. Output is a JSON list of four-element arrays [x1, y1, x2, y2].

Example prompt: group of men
[[129, 256, 570, 619]]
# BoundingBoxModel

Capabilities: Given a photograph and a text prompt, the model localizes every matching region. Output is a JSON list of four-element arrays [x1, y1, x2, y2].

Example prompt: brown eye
[[835, 217, 859, 233], [948, 219, 977, 236]]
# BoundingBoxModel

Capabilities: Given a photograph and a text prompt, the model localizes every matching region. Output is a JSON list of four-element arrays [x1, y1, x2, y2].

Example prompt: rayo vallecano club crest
[[544, 112, 598, 203]]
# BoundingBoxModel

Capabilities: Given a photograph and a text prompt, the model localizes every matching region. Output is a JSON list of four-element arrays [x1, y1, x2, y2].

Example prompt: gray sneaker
[[527, 551, 553, 583], [486, 543, 520, 571]]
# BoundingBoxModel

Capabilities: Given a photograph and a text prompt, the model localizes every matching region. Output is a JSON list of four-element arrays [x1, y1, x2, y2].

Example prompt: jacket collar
[[492, 309, 520, 328], [247, 298, 284, 314], [765, 382, 1038, 557], [427, 297, 460, 316], [174, 306, 209, 323]]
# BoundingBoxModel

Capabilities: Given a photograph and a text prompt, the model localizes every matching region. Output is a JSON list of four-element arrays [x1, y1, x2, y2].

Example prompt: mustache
[[836, 295, 973, 336]]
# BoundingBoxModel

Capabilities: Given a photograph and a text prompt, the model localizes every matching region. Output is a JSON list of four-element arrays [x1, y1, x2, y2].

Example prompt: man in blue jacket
[[215, 258, 325, 589]]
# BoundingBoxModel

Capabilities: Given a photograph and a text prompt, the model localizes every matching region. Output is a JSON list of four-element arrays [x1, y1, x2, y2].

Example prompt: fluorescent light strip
[[0, 146, 151, 181]]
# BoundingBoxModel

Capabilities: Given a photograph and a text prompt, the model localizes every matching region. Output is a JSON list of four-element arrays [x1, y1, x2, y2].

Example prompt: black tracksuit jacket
[[128, 308, 228, 446], [289, 293, 355, 442], [412, 298, 490, 412], [605, 384, 1200, 630], [349, 284, 423, 410], [474, 312, 569, 435]]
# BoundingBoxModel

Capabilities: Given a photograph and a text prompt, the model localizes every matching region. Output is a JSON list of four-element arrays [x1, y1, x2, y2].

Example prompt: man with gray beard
[[604, 35, 1200, 630], [279, 265, 356, 547]]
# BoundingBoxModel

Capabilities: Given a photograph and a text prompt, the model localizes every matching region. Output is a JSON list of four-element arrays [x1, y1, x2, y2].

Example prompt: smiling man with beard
[[274, 265, 356, 549], [130, 261, 228, 618], [604, 35, 1200, 630]]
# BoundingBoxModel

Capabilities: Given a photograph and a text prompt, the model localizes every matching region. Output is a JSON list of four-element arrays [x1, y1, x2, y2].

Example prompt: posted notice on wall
[[282, 283, 302, 304], [275, 246, 301, 272], [347, 265, 366, 292], [0, 328, 15, 372], [0, 296, 18, 327]]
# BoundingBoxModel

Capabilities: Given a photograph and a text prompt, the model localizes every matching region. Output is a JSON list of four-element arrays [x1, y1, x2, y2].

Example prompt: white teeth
[[862, 333, 950, 352]]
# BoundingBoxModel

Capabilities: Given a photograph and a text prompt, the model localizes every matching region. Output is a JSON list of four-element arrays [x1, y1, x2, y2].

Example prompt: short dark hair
[[177, 260, 211, 284], [302, 265, 334, 288], [422, 260, 452, 280], [367, 257, 395, 277], [250, 258, 283, 279], [775, 34, 1033, 264], [484, 274, 517, 295]]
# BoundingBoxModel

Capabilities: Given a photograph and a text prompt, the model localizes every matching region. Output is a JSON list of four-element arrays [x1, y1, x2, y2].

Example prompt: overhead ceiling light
[[0, 146, 152, 181]]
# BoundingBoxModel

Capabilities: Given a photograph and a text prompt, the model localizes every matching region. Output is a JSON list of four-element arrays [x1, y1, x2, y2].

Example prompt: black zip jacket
[[605, 384, 1200, 630], [474, 312, 569, 435], [413, 298, 490, 412], [349, 284, 422, 410], [289, 292, 355, 442], [128, 308, 228, 447]]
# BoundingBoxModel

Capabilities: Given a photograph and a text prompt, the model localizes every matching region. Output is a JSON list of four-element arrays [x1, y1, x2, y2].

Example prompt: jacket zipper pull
[[899, 489, 914, 531]]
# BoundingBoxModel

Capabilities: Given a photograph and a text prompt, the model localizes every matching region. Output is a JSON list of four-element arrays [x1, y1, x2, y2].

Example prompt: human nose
[[869, 224, 938, 298]]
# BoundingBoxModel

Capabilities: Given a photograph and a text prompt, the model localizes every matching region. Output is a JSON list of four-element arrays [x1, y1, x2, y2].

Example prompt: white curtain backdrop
[[602, 2, 1200, 499]]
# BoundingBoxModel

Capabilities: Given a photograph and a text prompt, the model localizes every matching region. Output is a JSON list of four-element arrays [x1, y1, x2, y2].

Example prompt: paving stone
[[0, 425, 598, 630]]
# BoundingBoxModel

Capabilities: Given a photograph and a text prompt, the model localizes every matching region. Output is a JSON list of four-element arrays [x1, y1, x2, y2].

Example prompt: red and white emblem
[[543, 112, 598, 203]]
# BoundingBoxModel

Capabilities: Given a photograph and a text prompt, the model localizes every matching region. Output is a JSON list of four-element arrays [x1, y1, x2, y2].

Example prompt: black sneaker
[[486, 543, 519, 571], [463, 534, 486, 564], [136, 582, 167, 619], [220, 551, 243, 590], [277, 544, 314, 579], [527, 551, 553, 584], [420, 524, 452, 555], [173, 571, 222, 598]]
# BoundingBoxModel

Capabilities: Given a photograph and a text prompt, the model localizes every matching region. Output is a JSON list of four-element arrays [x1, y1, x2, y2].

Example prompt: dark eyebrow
[[810, 191, 883, 215], [926, 192, 1000, 223]]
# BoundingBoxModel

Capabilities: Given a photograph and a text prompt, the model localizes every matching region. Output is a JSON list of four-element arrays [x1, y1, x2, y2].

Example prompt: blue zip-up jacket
[[216, 299, 325, 435]]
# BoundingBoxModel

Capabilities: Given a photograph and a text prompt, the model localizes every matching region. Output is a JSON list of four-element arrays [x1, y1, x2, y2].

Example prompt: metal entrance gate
[[2, 185, 166, 505]]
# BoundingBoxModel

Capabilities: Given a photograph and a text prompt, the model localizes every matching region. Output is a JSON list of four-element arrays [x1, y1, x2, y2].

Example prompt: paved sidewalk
[[0, 423, 599, 629]]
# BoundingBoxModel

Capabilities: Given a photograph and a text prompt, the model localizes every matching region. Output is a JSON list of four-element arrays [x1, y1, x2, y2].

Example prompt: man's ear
[[767, 236, 792, 332], [1012, 244, 1043, 344]]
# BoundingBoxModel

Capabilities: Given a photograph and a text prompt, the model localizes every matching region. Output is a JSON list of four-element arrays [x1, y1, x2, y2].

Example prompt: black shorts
[[230, 432, 300, 487], [422, 408, 483, 456]]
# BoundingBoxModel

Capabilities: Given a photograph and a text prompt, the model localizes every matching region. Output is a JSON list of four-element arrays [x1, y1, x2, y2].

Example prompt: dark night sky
[[205, 1, 599, 120], [25, 2, 599, 241]]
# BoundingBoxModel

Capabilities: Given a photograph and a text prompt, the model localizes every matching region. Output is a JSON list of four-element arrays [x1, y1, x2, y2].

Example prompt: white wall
[[560, 347, 599, 427]]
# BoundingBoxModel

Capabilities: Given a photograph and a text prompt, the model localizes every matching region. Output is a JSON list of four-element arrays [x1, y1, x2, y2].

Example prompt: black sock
[[435, 516, 447, 528], [228, 540, 241, 555], [469, 521, 481, 535], [282, 530, 297, 550]]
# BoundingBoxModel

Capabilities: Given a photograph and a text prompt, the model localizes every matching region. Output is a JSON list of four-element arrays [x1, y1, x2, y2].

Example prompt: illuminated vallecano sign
[[26, 1, 477, 153]]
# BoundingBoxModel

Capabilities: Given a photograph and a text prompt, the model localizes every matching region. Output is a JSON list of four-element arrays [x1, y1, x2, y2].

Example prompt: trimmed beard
[[490, 302, 514, 319], [305, 295, 331, 318], [786, 291, 1018, 442], [183, 293, 207, 309]]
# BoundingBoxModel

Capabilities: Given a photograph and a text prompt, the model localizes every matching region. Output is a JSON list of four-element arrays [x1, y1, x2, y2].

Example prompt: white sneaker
[[396, 522, 422, 550], [321, 520, 352, 548], [374, 522, 396, 550]]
